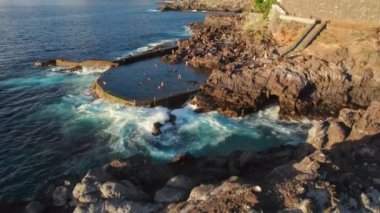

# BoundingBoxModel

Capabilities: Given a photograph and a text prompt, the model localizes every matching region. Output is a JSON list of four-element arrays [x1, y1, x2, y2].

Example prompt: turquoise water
[[0, 0, 312, 201]]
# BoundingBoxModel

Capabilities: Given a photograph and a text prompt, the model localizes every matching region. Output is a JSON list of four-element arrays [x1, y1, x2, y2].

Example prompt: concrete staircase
[[274, 20, 327, 58]]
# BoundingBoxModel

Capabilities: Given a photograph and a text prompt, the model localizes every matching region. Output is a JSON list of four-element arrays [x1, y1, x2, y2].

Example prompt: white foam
[[92, 103, 308, 159], [40, 75, 311, 161], [72, 101, 238, 159], [256, 105, 280, 120], [49, 66, 66, 72], [146, 9, 159, 12], [78, 66, 111, 75], [48, 65, 111, 75], [115, 25, 193, 60], [0, 72, 70, 87], [183, 26, 193, 36], [116, 39, 177, 60]]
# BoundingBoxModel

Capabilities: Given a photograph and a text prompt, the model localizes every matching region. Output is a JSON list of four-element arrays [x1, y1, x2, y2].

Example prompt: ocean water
[[0, 0, 312, 201]]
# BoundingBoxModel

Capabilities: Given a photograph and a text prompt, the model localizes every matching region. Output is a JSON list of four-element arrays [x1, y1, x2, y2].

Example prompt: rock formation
[[159, 0, 249, 12], [28, 102, 380, 212], [162, 14, 380, 119], [34, 59, 118, 73]]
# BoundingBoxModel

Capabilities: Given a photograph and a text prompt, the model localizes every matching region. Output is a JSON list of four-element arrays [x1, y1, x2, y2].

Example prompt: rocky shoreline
[[163, 14, 380, 119], [24, 102, 380, 212], [21, 3, 380, 213]]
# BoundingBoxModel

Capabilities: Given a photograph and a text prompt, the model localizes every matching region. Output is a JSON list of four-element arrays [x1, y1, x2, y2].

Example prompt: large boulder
[[188, 184, 215, 202], [104, 199, 162, 213], [100, 181, 147, 201], [326, 120, 348, 149], [72, 182, 100, 204], [166, 175, 195, 190], [347, 101, 380, 141], [167, 180, 258, 212], [154, 186, 189, 203]]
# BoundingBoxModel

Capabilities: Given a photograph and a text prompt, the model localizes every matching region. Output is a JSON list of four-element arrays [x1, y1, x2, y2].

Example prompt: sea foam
[[116, 39, 177, 60]]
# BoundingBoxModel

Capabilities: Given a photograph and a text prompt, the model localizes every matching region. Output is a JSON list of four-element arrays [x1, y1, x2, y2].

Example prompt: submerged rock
[[151, 112, 177, 136], [152, 122, 163, 136], [52, 185, 70, 206], [25, 201, 45, 213]]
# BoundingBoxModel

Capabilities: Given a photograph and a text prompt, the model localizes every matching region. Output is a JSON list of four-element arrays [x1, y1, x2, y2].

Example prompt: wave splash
[[116, 26, 193, 60], [49, 65, 112, 75], [73, 97, 312, 160], [116, 39, 177, 60]]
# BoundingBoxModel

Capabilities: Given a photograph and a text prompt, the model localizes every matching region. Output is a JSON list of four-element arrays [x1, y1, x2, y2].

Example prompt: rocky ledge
[[28, 102, 380, 212], [159, 0, 249, 12]]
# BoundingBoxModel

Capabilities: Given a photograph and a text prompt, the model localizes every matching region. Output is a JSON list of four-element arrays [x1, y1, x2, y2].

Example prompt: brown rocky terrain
[[159, 0, 249, 12], [26, 102, 380, 212], [162, 13, 380, 119]]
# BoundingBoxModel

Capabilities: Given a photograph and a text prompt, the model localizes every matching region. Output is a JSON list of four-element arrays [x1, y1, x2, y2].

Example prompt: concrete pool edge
[[92, 81, 197, 108], [91, 43, 203, 108], [34, 42, 179, 71]]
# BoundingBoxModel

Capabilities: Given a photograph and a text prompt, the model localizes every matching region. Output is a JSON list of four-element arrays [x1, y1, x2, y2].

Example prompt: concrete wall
[[93, 81, 197, 108], [280, 0, 380, 25]]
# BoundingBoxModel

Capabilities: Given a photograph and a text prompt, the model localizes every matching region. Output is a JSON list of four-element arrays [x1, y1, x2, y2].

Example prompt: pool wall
[[93, 81, 197, 108]]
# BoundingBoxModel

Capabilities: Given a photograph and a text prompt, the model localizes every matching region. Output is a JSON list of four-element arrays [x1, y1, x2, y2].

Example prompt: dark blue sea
[[0, 0, 312, 201]]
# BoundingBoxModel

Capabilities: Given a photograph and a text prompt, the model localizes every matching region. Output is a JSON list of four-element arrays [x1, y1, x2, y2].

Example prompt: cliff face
[[160, 0, 250, 12], [195, 54, 380, 118], [164, 14, 380, 119]]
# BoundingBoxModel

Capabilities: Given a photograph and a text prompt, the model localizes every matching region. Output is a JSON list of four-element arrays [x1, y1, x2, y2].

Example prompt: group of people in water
[[102, 61, 187, 90], [154, 63, 184, 90]]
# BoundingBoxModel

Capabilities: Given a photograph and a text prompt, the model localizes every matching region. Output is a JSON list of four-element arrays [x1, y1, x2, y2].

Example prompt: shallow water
[[0, 0, 312, 201]]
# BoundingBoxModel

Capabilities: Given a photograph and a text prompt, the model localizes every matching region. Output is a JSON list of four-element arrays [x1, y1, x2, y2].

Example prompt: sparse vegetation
[[253, 0, 277, 19], [242, 16, 265, 33]]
